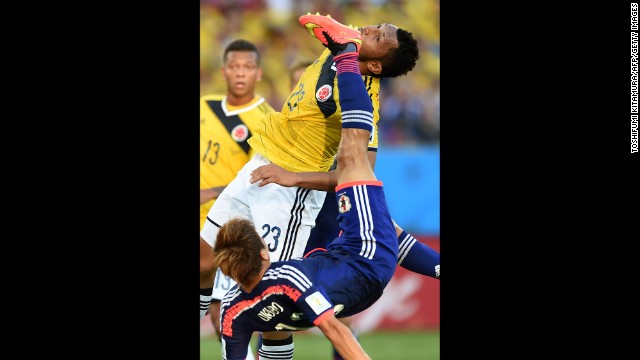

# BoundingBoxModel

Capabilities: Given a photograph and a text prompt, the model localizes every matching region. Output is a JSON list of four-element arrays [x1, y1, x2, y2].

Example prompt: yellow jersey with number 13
[[200, 94, 275, 228]]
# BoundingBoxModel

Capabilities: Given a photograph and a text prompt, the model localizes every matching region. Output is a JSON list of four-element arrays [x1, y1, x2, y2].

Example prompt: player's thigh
[[200, 237, 216, 274], [249, 185, 325, 261], [200, 157, 260, 246], [305, 193, 341, 253]]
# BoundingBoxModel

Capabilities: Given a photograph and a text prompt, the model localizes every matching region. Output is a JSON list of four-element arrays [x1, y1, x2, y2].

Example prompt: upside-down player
[[251, 22, 441, 275], [256, 33, 440, 360]]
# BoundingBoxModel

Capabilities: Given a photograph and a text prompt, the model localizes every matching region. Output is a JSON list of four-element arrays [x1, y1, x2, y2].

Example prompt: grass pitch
[[200, 330, 439, 360]]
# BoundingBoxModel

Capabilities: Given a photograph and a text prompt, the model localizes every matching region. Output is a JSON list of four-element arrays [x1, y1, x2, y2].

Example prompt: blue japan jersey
[[221, 182, 397, 360], [220, 261, 334, 360]]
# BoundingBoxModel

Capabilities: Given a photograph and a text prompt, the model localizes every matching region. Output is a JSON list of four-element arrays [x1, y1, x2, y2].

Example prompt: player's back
[[247, 49, 381, 173], [220, 262, 322, 337], [299, 250, 389, 318]]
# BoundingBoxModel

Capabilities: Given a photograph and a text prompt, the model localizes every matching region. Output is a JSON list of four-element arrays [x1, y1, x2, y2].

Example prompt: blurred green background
[[200, 330, 440, 360]]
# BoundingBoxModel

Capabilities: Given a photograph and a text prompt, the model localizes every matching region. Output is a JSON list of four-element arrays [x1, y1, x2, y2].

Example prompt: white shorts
[[202, 153, 326, 260], [211, 268, 237, 300]]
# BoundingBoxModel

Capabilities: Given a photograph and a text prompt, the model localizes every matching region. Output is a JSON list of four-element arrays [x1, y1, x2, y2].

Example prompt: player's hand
[[250, 164, 298, 187]]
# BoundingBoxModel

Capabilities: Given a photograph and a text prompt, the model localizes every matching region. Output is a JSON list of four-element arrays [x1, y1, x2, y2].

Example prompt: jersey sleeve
[[295, 286, 335, 326], [368, 123, 379, 152], [271, 262, 336, 326]]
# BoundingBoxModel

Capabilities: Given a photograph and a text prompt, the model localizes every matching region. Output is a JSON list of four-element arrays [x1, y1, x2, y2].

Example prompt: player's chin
[[229, 88, 251, 98]]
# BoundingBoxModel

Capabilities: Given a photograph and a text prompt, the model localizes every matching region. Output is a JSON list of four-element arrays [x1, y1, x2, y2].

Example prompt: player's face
[[358, 23, 399, 61], [222, 51, 262, 98]]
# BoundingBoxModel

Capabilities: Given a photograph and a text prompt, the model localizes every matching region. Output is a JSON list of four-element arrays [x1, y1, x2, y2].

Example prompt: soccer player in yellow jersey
[[200, 14, 421, 359], [200, 39, 275, 359]]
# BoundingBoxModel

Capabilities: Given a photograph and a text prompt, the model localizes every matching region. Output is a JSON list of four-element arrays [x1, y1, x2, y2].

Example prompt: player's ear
[[260, 248, 270, 261], [366, 60, 382, 75], [257, 67, 263, 82]]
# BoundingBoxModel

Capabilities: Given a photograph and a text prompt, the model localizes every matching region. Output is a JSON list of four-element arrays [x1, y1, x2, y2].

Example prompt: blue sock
[[397, 230, 440, 279], [333, 345, 343, 360], [332, 330, 357, 360], [199, 287, 213, 320], [333, 50, 373, 132]]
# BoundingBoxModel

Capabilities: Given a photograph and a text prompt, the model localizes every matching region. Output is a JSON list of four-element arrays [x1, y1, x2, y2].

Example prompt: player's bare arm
[[249, 164, 336, 191], [250, 152, 377, 190], [200, 186, 225, 204]]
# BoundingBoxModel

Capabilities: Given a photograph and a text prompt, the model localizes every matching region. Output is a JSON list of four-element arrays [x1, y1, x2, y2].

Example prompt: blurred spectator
[[379, 78, 424, 145]]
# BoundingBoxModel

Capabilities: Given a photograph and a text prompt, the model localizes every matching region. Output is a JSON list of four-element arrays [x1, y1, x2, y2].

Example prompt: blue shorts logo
[[338, 194, 351, 213]]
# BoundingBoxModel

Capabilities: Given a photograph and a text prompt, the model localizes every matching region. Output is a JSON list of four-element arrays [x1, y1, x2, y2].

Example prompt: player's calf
[[259, 333, 294, 360], [336, 129, 375, 184]]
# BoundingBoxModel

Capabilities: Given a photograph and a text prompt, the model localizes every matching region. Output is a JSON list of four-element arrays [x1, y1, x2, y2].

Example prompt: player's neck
[[226, 93, 255, 107], [239, 260, 270, 293], [358, 61, 369, 75]]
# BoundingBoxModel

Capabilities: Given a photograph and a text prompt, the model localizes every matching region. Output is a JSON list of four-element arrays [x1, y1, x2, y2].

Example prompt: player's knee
[[338, 316, 353, 327], [392, 220, 403, 237], [262, 330, 292, 341]]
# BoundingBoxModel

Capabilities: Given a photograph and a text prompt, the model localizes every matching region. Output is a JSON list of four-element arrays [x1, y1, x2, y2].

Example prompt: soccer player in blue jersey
[[214, 20, 400, 359], [254, 34, 441, 360]]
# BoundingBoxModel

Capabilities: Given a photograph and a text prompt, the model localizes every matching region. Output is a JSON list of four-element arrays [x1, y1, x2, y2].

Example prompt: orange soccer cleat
[[299, 13, 362, 52]]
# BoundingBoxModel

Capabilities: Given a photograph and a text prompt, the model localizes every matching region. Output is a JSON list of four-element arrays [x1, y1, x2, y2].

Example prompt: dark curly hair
[[223, 39, 261, 66], [377, 28, 420, 78]]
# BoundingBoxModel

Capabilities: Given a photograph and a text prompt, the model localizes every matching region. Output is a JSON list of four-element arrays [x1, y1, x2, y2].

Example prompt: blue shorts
[[304, 189, 341, 255], [301, 181, 398, 316]]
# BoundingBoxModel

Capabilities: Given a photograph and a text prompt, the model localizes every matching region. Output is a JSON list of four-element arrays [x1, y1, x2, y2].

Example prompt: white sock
[[199, 288, 213, 320], [258, 336, 294, 360]]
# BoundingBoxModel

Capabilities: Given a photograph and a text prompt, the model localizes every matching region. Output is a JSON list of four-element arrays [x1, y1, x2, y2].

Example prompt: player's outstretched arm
[[250, 152, 377, 191], [249, 163, 337, 191], [317, 314, 371, 360]]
